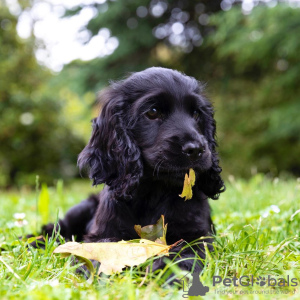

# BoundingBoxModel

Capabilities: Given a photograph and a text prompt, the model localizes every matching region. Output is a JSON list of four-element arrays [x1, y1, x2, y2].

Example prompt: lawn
[[0, 174, 299, 299]]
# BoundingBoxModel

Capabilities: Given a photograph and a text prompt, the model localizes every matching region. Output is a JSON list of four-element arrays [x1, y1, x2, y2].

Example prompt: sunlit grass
[[0, 175, 300, 299]]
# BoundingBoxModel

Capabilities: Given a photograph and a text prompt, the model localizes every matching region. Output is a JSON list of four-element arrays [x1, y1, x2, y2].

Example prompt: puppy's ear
[[78, 89, 143, 200], [198, 104, 225, 200]]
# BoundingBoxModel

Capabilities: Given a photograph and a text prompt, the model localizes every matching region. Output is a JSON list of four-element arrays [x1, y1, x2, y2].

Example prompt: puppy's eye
[[146, 107, 161, 120], [192, 110, 200, 121]]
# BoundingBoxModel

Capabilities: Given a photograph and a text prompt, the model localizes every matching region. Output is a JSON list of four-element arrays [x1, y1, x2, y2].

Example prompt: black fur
[[44, 67, 225, 273]]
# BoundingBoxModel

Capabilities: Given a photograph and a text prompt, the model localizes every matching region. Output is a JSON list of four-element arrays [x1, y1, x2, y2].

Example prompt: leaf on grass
[[134, 215, 168, 245], [179, 168, 196, 201], [54, 239, 170, 275]]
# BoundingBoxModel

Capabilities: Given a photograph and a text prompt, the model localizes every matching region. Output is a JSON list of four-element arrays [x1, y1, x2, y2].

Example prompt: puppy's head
[[78, 67, 225, 200]]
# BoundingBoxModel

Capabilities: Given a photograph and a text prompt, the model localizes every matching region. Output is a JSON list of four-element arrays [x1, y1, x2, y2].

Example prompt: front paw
[[76, 259, 100, 279], [152, 257, 167, 272]]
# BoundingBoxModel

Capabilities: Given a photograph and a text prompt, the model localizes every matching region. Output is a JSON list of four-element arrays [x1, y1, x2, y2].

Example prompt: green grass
[[0, 175, 300, 299]]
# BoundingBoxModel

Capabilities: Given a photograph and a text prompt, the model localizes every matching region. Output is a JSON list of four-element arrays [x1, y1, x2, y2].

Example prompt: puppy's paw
[[41, 223, 56, 237], [152, 257, 167, 272]]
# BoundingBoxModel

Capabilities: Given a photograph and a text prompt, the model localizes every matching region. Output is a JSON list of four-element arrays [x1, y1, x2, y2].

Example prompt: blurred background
[[1, 0, 300, 188]]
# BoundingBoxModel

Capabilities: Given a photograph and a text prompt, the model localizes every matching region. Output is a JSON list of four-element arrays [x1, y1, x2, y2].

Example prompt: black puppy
[[43, 67, 225, 272]]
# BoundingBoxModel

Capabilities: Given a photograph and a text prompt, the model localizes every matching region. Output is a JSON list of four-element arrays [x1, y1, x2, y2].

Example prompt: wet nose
[[182, 142, 205, 160]]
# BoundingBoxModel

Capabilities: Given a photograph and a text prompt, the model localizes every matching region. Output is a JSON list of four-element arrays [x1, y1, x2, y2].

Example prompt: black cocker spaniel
[[43, 67, 225, 273]]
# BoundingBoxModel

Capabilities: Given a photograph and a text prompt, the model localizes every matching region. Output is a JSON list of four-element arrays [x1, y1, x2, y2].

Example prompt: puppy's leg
[[152, 239, 213, 284], [153, 246, 203, 272], [41, 195, 99, 242]]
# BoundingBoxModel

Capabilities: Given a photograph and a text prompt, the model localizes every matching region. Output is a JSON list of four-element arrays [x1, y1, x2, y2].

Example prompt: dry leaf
[[134, 215, 168, 245], [54, 239, 170, 275], [179, 168, 196, 201]]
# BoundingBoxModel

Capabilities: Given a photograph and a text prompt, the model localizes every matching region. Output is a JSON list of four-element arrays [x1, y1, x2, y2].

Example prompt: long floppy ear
[[197, 103, 225, 200], [78, 88, 143, 200]]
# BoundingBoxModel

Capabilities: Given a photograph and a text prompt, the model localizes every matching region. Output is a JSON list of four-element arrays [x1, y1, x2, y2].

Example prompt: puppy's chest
[[133, 191, 202, 227]]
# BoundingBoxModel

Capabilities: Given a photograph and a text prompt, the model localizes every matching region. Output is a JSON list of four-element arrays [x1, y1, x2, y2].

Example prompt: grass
[[0, 174, 300, 299]]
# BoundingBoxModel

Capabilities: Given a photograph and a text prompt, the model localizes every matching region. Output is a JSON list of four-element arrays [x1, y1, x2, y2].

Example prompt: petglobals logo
[[181, 273, 299, 298], [181, 271, 210, 297], [213, 275, 299, 287]]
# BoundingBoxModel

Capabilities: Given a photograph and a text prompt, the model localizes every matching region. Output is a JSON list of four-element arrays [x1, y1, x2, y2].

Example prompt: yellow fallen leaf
[[179, 168, 196, 201], [134, 215, 168, 245], [53, 239, 170, 275]]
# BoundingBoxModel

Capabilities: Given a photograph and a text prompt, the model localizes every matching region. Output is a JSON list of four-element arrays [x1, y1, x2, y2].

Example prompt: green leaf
[[134, 215, 168, 245], [38, 184, 50, 224]]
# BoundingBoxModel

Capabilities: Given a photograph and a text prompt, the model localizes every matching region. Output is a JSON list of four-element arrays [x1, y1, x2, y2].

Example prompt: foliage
[[207, 5, 300, 176], [0, 176, 299, 298], [0, 6, 91, 187], [59, 0, 222, 93]]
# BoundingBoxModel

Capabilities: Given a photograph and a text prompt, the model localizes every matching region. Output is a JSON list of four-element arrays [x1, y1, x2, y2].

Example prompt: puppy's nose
[[182, 142, 205, 160]]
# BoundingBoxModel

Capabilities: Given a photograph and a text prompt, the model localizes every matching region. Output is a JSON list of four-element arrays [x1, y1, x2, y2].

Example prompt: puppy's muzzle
[[182, 141, 206, 161]]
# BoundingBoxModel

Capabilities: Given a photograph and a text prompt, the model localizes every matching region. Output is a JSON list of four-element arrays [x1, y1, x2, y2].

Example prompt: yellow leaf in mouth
[[179, 168, 196, 201]]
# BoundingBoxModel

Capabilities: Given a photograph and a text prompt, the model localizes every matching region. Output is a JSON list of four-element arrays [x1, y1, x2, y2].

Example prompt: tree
[[60, 0, 222, 93], [207, 5, 300, 176], [0, 5, 86, 186]]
